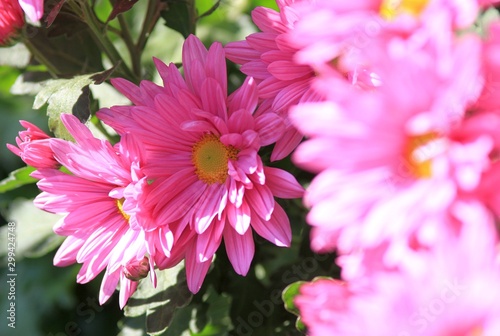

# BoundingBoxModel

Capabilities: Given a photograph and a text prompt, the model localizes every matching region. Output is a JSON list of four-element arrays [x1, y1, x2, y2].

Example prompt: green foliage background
[[0, 1, 338, 335]]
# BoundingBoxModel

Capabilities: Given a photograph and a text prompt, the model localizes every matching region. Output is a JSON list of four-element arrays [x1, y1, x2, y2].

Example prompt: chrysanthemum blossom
[[291, 32, 486, 261], [295, 213, 500, 336], [0, 0, 24, 46], [7, 120, 59, 169], [225, 0, 322, 161], [287, 0, 479, 73], [18, 0, 43, 22], [98, 35, 304, 293], [33, 114, 168, 308]]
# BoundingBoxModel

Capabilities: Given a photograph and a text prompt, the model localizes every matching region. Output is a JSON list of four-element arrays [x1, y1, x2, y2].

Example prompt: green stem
[[117, 15, 141, 78], [77, 2, 138, 82]]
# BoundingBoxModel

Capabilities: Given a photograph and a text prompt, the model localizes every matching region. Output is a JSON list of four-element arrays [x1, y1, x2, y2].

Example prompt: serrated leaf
[[0, 166, 37, 193], [125, 263, 193, 335], [161, 0, 197, 38]]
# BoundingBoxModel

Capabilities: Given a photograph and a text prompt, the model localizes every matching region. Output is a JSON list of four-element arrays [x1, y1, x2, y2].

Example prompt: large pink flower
[[98, 35, 304, 293], [225, 0, 322, 161], [33, 114, 167, 308], [7, 120, 59, 169], [0, 0, 24, 45], [295, 211, 500, 336]]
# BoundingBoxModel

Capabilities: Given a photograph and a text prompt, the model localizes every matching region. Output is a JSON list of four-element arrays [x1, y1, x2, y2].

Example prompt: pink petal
[[99, 268, 120, 305], [271, 127, 303, 161], [245, 184, 275, 220], [255, 112, 286, 146], [185, 243, 212, 294], [264, 166, 304, 198], [223, 225, 255, 275], [54, 236, 85, 266], [196, 219, 224, 262], [227, 201, 251, 235], [251, 202, 291, 247], [227, 77, 258, 115], [251, 7, 287, 34]]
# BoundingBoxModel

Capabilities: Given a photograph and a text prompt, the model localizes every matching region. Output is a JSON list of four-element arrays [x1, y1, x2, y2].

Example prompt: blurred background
[[0, 1, 337, 335]]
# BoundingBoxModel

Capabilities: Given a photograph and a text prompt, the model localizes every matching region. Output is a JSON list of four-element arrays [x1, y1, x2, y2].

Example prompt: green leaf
[[0, 166, 37, 193], [161, 0, 197, 38], [282, 281, 306, 316], [0, 198, 63, 262], [32, 66, 117, 140], [124, 262, 193, 335], [282, 280, 307, 333], [192, 286, 233, 336]]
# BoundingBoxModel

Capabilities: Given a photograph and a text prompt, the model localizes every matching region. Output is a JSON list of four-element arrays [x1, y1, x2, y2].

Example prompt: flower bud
[[123, 257, 150, 281]]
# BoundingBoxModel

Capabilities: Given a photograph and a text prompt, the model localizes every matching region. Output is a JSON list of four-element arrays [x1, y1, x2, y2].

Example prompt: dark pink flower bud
[[123, 257, 150, 281], [7, 120, 60, 169]]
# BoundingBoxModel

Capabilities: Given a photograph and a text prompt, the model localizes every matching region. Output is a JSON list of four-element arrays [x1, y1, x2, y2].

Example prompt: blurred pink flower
[[18, 0, 43, 22], [0, 0, 24, 45], [296, 213, 500, 336], [98, 35, 304, 293], [33, 114, 166, 308], [225, 0, 322, 161], [7, 120, 59, 169], [290, 31, 487, 261]]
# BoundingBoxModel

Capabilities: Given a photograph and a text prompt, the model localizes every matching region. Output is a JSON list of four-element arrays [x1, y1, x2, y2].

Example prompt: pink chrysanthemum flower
[[7, 120, 59, 169], [0, 0, 24, 45], [295, 211, 500, 336], [98, 35, 304, 293], [291, 29, 487, 262], [33, 114, 168, 308], [288, 0, 479, 73], [18, 0, 43, 22], [225, 0, 322, 161]]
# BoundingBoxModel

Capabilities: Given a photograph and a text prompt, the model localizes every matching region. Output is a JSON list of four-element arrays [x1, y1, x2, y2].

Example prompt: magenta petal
[[186, 244, 212, 294], [119, 274, 139, 309], [227, 201, 251, 235], [223, 225, 255, 276], [255, 112, 286, 146], [196, 219, 224, 262], [228, 77, 259, 115], [193, 184, 225, 234], [271, 127, 303, 162], [251, 202, 291, 247], [99, 268, 120, 305], [245, 184, 275, 220], [54, 236, 85, 266], [264, 166, 304, 198]]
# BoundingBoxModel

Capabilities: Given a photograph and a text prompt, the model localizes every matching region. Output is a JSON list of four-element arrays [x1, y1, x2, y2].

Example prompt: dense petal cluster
[[98, 35, 303, 293], [277, 0, 500, 334]]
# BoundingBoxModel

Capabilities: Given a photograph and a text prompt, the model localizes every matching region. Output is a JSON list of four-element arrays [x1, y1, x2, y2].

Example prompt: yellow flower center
[[192, 134, 239, 184], [116, 198, 130, 221], [403, 132, 442, 179], [380, 0, 430, 20]]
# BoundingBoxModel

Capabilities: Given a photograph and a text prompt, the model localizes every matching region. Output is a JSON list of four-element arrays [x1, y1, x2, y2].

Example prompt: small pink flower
[[34, 114, 167, 308], [7, 120, 59, 169], [0, 0, 24, 45], [123, 256, 150, 281], [98, 35, 304, 293]]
